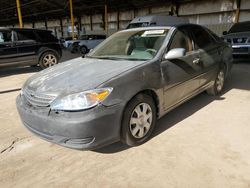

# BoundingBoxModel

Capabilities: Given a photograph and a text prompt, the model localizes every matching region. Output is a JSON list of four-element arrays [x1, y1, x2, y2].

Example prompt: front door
[[161, 29, 203, 111]]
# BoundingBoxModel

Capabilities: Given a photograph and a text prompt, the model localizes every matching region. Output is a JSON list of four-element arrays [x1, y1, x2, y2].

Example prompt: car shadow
[[0, 50, 81, 78], [0, 66, 42, 78], [94, 63, 250, 154], [94, 93, 225, 154]]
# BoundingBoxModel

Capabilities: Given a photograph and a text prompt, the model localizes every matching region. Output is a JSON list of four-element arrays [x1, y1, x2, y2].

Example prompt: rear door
[[189, 25, 221, 87], [0, 30, 18, 66], [14, 30, 38, 65], [161, 28, 203, 110]]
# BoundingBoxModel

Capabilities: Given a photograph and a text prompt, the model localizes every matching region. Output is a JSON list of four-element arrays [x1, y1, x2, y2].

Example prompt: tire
[[39, 51, 59, 69], [70, 44, 79, 53], [79, 46, 88, 55], [121, 93, 157, 147], [206, 66, 226, 96]]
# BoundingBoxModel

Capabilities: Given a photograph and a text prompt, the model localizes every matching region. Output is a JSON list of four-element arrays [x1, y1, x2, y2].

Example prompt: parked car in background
[[0, 28, 62, 69], [77, 34, 106, 54], [59, 36, 73, 48], [17, 24, 232, 150], [223, 21, 250, 59], [68, 34, 106, 54], [127, 15, 189, 29]]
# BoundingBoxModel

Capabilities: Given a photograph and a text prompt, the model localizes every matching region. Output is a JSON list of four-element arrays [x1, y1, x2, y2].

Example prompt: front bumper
[[16, 95, 124, 150]]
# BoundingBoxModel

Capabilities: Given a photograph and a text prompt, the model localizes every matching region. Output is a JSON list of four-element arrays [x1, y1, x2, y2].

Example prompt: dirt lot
[[0, 56, 250, 187]]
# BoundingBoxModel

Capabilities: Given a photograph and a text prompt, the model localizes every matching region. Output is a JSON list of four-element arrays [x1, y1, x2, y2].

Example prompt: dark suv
[[223, 21, 250, 59], [0, 28, 62, 69]]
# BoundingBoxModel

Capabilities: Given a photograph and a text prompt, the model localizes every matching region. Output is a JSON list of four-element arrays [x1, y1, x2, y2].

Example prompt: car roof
[[130, 15, 188, 23], [123, 24, 198, 32], [0, 27, 49, 32]]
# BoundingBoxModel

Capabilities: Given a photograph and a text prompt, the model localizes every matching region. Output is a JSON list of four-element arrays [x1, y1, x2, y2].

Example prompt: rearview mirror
[[222, 31, 228, 35], [164, 48, 186, 60]]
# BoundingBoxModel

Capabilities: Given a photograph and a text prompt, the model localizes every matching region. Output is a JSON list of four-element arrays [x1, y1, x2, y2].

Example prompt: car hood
[[24, 57, 145, 95], [224, 32, 250, 39]]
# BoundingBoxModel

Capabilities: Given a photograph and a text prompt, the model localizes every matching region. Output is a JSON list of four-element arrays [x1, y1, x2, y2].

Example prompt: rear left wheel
[[39, 51, 59, 69], [207, 66, 225, 96], [121, 94, 156, 147], [79, 46, 88, 55]]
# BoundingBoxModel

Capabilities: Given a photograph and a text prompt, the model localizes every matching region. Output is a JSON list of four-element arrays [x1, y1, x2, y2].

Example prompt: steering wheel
[[146, 49, 157, 56]]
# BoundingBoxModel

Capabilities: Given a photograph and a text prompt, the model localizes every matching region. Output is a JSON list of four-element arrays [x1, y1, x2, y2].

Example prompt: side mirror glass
[[164, 48, 186, 60], [222, 31, 228, 35]]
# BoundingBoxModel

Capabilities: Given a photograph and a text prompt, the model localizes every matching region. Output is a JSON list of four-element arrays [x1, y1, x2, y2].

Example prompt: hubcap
[[129, 103, 153, 139], [216, 70, 224, 92], [43, 54, 57, 67]]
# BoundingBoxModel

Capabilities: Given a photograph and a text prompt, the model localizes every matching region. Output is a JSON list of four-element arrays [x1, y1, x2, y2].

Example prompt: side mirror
[[222, 31, 228, 35], [164, 48, 186, 60]]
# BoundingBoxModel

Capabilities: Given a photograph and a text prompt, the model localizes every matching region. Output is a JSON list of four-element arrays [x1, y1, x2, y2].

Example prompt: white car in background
[[68, 34, 106, 54]]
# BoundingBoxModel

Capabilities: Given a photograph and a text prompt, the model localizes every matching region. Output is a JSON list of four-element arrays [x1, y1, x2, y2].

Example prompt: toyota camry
[[16, 24, 232, 150]]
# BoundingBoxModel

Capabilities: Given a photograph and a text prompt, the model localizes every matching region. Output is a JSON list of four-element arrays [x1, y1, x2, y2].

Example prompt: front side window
[[88, 29, 169, 61], [191, 26, 213, 49], [169, 30, 193, 52], [0, 31, 12, 43]]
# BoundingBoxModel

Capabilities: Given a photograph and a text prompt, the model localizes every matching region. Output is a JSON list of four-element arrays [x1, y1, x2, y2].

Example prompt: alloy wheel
[[216, 70, 225, 92], [43, 54, 57, 67]]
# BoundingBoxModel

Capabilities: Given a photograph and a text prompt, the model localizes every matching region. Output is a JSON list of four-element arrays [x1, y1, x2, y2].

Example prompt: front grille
[[23, 88, 56, 107], [233, 48, 249, 53], [232, 38, 248, 44]]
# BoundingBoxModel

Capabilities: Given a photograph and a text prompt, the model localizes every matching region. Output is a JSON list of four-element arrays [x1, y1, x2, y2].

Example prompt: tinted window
[[127, 22, 150, 29], [0, 31, 12, 43], [17, 30, 37, 41], [205, 29, 222, 42], [36, 31, 58, 42], [79, 35, 89, 40], [169, 30, 193, 52], [229, 22, 250, 33], [96, 35, 106, 39], [191, 26, 213, 49]]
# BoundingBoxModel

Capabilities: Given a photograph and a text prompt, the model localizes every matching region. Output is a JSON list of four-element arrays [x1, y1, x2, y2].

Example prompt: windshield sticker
[[142, 30, 166, 36]]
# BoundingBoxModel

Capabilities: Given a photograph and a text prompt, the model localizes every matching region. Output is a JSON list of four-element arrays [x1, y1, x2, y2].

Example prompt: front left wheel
[[121, 94, 157, 147]]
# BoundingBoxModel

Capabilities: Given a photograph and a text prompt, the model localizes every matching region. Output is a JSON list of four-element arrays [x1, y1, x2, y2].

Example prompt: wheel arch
[[123, 89, 160, 119], [37, 47, 60, 64]]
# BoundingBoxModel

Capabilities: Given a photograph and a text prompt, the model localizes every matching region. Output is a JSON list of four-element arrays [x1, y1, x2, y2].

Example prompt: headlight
[[50, 88, 112, 111]]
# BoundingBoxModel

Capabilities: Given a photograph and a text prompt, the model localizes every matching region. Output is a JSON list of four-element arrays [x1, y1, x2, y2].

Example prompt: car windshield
[[88, 29, 169, 61], [228, 22, 250, 33]]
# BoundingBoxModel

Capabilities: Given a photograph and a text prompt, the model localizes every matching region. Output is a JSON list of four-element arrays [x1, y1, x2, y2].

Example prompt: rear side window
[[16, 30, 37, 41], [191, 26, 214, 49], [96, 35, 106, 39], [36, 31, 58, 42], [0, 31, 12, 43]]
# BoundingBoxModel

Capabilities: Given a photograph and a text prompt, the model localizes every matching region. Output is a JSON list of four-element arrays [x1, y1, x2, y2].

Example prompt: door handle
[[193, 58, 200, 64]]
